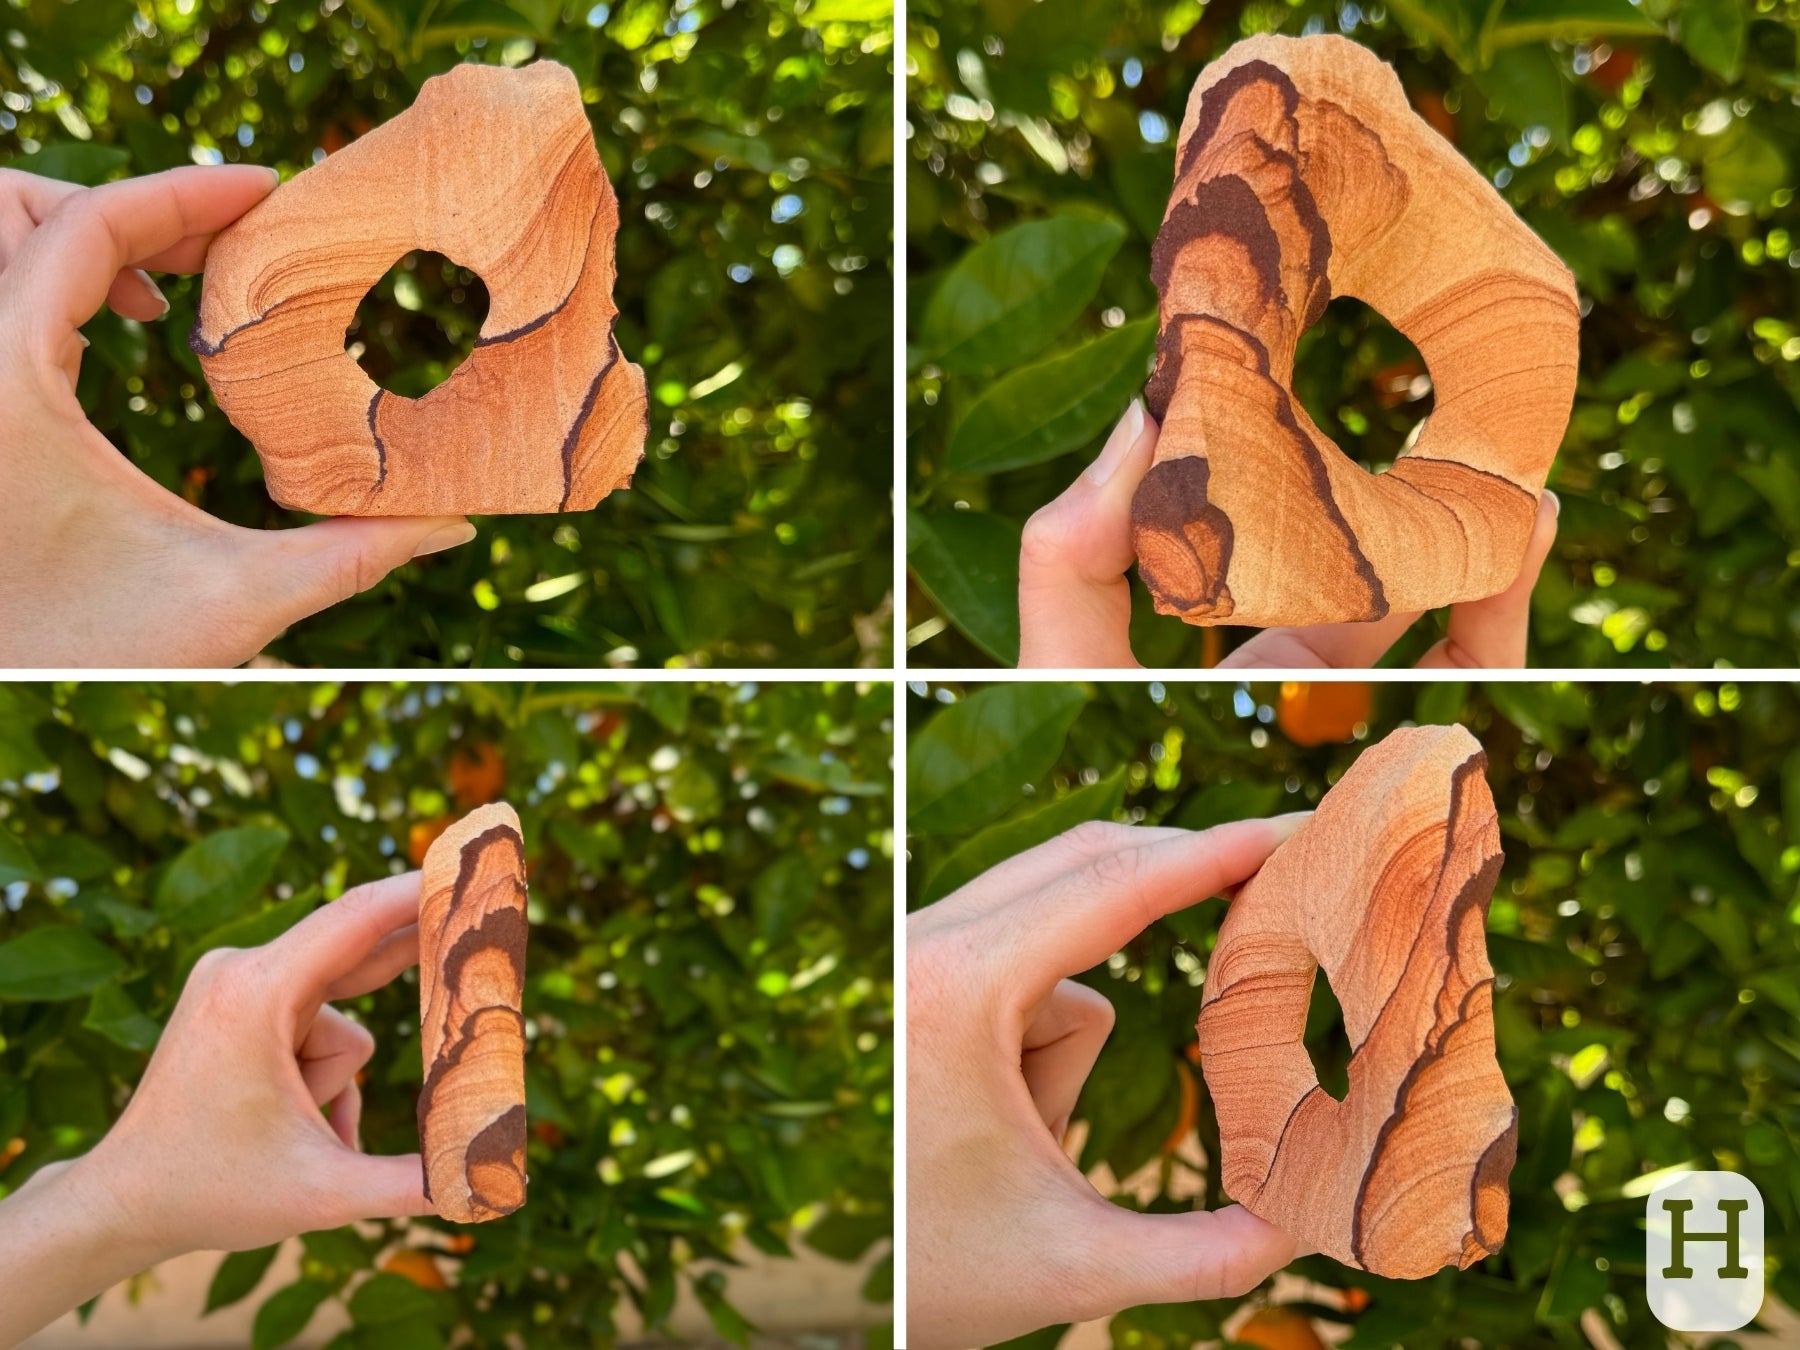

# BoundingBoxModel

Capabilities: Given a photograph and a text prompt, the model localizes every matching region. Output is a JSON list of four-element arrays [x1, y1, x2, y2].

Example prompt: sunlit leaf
[[0, 927, 125, 1002], [908, 683, 1087, 835], [946, 317, 1155, 475], [906, 509, 1021, 665], [919, 216, 1126, 375]]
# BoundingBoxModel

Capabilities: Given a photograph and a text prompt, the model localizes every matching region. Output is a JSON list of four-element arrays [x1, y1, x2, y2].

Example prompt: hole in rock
[[1292, 296, 1434, 473], [1305, 972, 1352, 1102], [347, 251, 490, 397]]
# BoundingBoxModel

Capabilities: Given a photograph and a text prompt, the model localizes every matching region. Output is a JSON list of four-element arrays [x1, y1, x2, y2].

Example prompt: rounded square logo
[[1646, 1171, 1765, 1332]]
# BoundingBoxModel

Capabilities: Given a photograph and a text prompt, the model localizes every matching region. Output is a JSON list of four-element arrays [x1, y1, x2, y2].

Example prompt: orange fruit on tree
[[1161, 1060, 1200, 1156], [1412, 90, 1457, 144], [1235, 1307, 1328, 1350], [448, 742, 506, 808], [1276, 682, 1372, 747], [1588, 45, 1637, 94], [382, 1248, 448, 1290], [408, 815, 454, 867]]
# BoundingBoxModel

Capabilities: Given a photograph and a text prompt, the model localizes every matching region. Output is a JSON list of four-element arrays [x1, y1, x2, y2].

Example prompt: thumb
[[1017, 400, 1156, 668], [1068, 1203, 1301, 1317], [238, 516, 476, 642], [1416, 489, 1560, 669], [321, 1150, 436, 1225]]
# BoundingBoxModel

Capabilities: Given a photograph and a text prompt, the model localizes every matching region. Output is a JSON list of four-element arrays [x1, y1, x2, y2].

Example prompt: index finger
[[0, 164, 275, 350], [271, 871, 421, 1008], [998, 814, 1307, 991]]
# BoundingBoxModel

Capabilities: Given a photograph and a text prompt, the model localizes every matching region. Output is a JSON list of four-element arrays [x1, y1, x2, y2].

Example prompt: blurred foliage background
[[0, 0, 894, 669], [907, 679, 1800, 1349], [907, 0, 1800, 668], [0, 679, 894, 1347]]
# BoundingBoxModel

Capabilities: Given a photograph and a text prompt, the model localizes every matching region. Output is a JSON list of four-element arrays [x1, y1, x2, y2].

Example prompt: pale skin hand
[[908, 817, 1310, 1350], [0, 166, 477, 667], [1018, 399, 1561, 669], [0, 873, 435, 1348]]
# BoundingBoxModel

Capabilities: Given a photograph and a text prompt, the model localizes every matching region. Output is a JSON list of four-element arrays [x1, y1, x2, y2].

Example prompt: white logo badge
[[1646, 1171, 1765, 1331]]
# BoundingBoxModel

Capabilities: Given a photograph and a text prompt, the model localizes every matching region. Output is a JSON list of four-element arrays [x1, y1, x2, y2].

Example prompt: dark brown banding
[[557, 322, 621, 510], [367, 389, 387, 488], [1177, 59, 1302, 183], [1149, 177, 1287, 308], [1132, 456, 1235, 617], [465, 1104, 528, 1212]]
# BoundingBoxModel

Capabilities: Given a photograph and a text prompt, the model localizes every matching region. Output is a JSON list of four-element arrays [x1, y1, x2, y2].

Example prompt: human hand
[[1017, 400, 1559, 669], [907, 817, 1309, 1350], [0, 873, 431, 1346], [0, 166, 476, 667]]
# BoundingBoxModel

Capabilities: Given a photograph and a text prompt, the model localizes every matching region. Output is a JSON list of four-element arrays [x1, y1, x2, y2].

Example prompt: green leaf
[[0, 829, 39, 888], [946, 317, 1155, 474], [908, 684, 1087, 835], [1471, 45, 1569, 146], [751, 853, 818, 943], [421, 0, 545, 46], [183, 890, 320, 977], [205, 1245, 281, 1315], [7, 143, 130, 185], [800, 0, 889, 24], [985, 1326, 1071, 1350], [920, 216, 1127, 375], [1488, 0, 1661, 51], [0, 687, 54, 779], [1484, 682, 1589, 752], [1488, 933, 1588, 982], [607, 0, 663, 49], [803, 1210, 890, 1261], [1679, 0, 1746, 81], [691, 1271, 757, 1349], [0, 926, 125, 1001], [92, 896, 159, 940], [154, 825, 290, 931], [861, 1250, 894, 1303], [300, 1225, 372, 1276], [251, 1278, 331, 1350], [1704, 123, 1790, 212], [922, 766, 1127, 902], [1537, 1248, 1609, 1320], [906, 509, 1022, 665], [81, 981, 162, 1052], [32, 832, 118, 881], [348, 1272, 447, 1326]]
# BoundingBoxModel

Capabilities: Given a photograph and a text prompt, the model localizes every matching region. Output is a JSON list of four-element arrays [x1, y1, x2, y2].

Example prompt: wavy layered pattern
[[194, 61, 647, 515], [1133, 35, 1578, 626], [1197, 724, 1516, 1277], [417, 803, 529, 1223]]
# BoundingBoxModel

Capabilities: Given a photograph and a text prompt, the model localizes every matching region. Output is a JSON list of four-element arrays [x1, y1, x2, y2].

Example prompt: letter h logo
[[1647, 1172, 1764, 1331]]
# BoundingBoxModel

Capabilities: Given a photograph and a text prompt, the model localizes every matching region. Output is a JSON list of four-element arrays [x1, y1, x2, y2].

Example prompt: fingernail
[[139, 271, 169, 317], [1085, 398, 1147, 487], [1267, 810, 1312, 843], [411, 521, 476, 558], [1544, 488, 1561, 517], [263, 166, 280, 187]]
